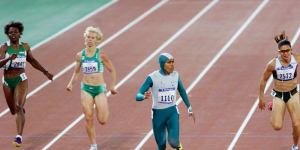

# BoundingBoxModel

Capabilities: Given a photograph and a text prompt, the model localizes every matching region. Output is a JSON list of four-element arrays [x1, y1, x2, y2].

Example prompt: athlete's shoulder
[[266, 58, 276, 71], [172, 70, 179, 75], [0, 42, 8, 50], [21, 42, 29, 46], [22, 42, 30, 50], [77, 50, 83, 56], [99, 50, 108, 60], [75, 51, 83, 61], [149, 70, 159, 77], [292, 53, 300, 63]]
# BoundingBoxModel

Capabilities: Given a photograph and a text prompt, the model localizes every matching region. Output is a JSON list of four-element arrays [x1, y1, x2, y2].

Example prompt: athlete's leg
[[166, 110, 181, 149], [286, 93, 300, 147], [152, 110, 167, 150], [94, 93, 109, 125], [81, 90, 96, 145], [3, 85, 16, 115], [14, 80, 28, 136], [271, 97, 286, 130]]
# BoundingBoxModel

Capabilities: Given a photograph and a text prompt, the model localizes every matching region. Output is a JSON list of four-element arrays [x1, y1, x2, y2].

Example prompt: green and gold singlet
[[4, 42, 27, 70], [80, 48, 103, 74]]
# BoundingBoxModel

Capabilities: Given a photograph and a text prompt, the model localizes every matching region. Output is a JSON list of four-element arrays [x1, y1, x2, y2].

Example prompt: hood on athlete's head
[[158, 53, 173, 72]]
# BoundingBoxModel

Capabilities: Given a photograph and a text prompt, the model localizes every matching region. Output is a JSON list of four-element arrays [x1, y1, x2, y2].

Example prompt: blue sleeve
[[136, 76, 153, 101], [177, 76, 191, 108]]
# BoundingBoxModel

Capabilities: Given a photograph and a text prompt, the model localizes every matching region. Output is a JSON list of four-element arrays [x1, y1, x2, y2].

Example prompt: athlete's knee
[[97, 117, 108, 125], [97, 113, 108, 125], [168, 138, 180, 149], [84, 113, 94, 123], [292, 120, 300, 128], [9, 106, 16, 115], [98, 120, 106, 125], [157, 144, 166, 150], [15, 105, 25, 114], [9, 109, 16, 115], [155, 139, 166, 150], [272, 123, 283, 130]]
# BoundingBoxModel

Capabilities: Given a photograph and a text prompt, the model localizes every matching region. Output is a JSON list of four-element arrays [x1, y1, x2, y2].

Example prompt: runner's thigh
[[81, 90, 94, 116], [271, 97, 286, 127], [94, 93, 109, 121], [287, 93, 300, 126], [3, 85, 16, 114], [14, 80, 28, 107]]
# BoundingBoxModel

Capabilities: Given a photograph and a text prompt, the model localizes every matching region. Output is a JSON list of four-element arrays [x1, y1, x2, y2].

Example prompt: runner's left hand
[[189, 112, 196, 124], [110, 89, 118, 95]]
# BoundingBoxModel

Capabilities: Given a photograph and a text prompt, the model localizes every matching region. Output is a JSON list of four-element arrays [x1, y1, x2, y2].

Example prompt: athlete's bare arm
[[67, 52, 82, 91], [259, 59, 275, 110]]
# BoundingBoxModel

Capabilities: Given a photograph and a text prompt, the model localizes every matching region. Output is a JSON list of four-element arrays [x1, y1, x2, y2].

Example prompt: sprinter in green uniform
[[67, 26, 117, 150], [0, 21, 53, 147]]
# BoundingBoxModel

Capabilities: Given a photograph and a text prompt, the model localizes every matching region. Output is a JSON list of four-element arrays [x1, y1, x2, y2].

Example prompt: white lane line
[[227, 25, 300, 150], [0, 0, 118, 118], [31, 0, 118, 50], [135, 0, 269, 149], [41, 1, 169, 149]]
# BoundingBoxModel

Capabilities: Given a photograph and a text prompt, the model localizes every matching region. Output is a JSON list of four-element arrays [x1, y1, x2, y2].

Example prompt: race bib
[[158, 89, 176, 104], [82, 61, 98, 74], [20, 73, 27, 81], [11, 57, 26, 68], [277, 69, 294, 80], [271, 90, 276, 97]]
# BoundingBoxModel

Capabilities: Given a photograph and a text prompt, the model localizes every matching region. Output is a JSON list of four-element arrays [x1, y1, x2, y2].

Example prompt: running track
[[0, 0, 300, 150]]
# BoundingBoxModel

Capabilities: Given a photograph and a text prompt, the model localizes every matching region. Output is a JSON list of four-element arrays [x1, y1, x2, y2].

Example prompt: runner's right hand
[[144, 91, 151, 99], [44, 71, 54, 80], [258, 98, 266, 110], [9, 54, 17, 60]]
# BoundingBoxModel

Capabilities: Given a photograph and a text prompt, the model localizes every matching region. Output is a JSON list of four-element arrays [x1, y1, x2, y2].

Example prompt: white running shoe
[[12, 135, 22, 147], [89, 144, 97, 150], [292, 145, 299, 150]]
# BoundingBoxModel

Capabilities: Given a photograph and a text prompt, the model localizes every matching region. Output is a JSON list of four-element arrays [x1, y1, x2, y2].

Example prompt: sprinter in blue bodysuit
[[136, 53, 195, 150]]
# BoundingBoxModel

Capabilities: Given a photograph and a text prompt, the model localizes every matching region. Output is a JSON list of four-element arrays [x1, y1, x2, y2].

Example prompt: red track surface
[[1, 0, 300, 150]]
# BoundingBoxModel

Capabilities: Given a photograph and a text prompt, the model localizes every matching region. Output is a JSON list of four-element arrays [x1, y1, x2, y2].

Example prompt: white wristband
[[188, 106, 193, 114]]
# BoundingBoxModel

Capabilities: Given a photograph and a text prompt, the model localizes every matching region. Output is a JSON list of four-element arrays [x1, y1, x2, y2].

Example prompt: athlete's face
[[7, 27, 21, 43], [278, 45, 292, 61], [85, 32, 98, 48], [164, 59, 174, 74]]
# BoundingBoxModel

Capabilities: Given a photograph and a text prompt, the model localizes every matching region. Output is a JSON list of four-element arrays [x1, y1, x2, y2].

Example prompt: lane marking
[[135, 0, 269, 149], [227, 26, 300, 150]]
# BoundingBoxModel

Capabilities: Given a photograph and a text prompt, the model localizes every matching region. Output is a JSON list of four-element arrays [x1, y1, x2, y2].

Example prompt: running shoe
[[292, 144, 299, 150], [175, 143, 183, 150], [12, 136, 22, 147], [89, 144, 97, 150]]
